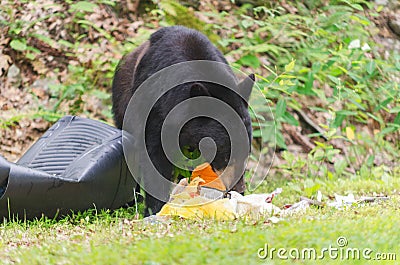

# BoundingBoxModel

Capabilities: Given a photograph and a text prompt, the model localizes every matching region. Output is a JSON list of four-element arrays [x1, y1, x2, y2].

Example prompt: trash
[[1, 115, 391, 222], [155, 180, 394, 221], [327, 193, 357, 208], [191, 162, 226, 191], [317, 190, 322, 203], [142, 215, 171, 225], [326, 193, 390, 209], [282, 200, 311, 215], [299, 196, 324, 207], [0, 116, 136, 219], [267, 216, 281, 224], [157, 172, 282, 220], [157, 196, 236, 220], [229, 189, 282, 218], [158, 173, 235, 220], [169, 177, 204, 201]]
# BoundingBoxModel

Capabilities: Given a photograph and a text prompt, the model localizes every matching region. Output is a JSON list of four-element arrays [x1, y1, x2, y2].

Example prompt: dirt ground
[[1, 0, 399, 163]]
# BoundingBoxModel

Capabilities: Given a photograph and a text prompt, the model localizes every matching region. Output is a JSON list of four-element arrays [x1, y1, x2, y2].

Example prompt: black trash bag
[[0, 116, 136, 219]]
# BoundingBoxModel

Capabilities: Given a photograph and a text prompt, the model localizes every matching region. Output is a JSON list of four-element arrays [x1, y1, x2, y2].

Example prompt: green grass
[[1, 1, 399, 264], [1, 171, 399, 265]]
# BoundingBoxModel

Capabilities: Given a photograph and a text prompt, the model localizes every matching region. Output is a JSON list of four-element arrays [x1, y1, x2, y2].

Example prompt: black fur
[[112, 26, 254, 215]]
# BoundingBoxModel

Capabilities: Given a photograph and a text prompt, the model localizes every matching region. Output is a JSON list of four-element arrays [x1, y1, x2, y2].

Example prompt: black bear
[[112, 26, 254, 215]]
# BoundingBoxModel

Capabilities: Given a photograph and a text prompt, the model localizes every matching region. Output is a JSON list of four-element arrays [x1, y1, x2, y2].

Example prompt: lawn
[[1, 172, 399, 264], [0, 0, 399, 264]]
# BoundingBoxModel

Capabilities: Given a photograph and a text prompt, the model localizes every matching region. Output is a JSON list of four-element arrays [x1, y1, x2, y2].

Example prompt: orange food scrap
[[191, 163, 226, 191]]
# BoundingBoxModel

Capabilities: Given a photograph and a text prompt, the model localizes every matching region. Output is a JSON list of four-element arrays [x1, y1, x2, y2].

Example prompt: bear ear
[[238, 73, 255, 102], [190, 83, 210, 97]]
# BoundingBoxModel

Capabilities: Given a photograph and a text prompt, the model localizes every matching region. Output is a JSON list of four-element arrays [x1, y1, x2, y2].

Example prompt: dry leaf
[[346, 127, 355, 140], [0, 53, 12, 77]]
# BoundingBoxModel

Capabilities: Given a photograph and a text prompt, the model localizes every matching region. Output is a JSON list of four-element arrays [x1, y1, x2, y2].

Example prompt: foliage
[[1, 0, 400, 263], [221, 2, 400, 179], [0, 0, 398, 181], [0, 0, 122, 121], [156, 0, 221, 46], [1, 0, 398, 186]]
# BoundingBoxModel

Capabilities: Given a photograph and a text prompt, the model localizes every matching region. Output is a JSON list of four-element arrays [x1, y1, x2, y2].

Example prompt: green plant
[[172, 146, 203, 183], [155, 0, 221, 47], [229, 2, 399, 178]]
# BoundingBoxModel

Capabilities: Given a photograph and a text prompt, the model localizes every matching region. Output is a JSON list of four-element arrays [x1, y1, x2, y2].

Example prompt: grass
[[1, 171, 399, 265], [1, 0, 399, 264]]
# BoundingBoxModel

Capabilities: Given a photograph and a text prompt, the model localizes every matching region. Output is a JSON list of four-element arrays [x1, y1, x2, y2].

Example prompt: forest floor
[[0, 0, 399, 264]]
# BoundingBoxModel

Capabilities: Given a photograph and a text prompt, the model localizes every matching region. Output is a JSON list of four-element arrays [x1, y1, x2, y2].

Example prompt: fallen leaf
[[0, 53, 12, 77], [346, 127, 355, 140]]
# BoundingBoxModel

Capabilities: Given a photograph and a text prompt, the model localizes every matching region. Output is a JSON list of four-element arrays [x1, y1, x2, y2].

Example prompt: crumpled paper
[[229, 189, 282, 218]]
